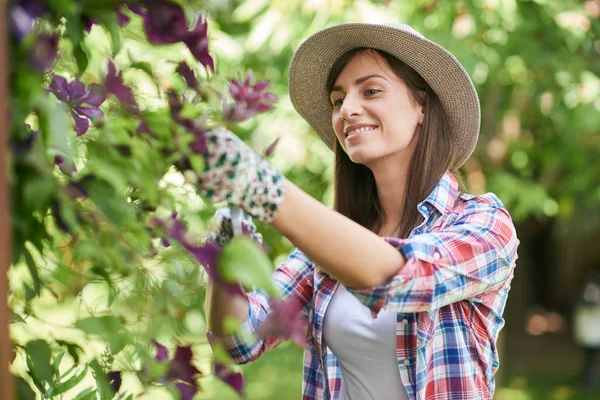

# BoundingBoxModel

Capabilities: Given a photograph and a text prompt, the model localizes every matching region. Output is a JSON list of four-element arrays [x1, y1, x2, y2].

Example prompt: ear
[[418, 107, 425, 125]]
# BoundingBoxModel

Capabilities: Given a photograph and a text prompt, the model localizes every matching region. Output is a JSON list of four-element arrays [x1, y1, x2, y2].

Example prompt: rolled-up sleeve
[[347, 200, 519, 315], [208, 247, 314, 364]]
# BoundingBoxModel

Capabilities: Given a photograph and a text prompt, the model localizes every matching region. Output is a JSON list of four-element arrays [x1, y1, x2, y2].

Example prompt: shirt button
[[433, 252, 441, 260], [402, 318, 409, 325], [404, 359, 410, 366]]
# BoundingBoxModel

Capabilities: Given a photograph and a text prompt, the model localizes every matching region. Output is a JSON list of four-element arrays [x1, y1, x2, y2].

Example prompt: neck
[[367, 152, 412, 234]]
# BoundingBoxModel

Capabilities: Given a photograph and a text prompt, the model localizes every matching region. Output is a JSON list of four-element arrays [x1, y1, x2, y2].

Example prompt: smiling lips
[[345, 124, 378, 138]]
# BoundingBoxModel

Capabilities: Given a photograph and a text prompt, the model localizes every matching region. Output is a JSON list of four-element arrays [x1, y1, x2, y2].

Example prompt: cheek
[[332, 113, 344, 141]]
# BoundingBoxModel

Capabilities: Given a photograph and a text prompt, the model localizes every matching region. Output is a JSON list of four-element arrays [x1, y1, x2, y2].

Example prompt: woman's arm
[[273, 180, 406, 288]]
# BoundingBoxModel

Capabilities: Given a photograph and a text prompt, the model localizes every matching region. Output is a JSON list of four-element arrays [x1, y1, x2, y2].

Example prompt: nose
[[339, 94, 362, 120]]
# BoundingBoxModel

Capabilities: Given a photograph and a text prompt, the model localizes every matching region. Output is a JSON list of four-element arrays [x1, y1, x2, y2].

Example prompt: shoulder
[[441, 191, 517, 241]]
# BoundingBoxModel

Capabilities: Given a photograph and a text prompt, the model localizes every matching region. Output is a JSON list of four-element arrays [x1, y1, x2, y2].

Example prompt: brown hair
[[327, 48, 466, 238]]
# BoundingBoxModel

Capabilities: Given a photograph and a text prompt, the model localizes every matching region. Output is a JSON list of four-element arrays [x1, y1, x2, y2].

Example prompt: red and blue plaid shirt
[[215, 172, 519, 400]]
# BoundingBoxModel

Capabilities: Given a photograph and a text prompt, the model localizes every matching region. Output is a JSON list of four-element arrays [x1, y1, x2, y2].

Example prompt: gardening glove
[[206, 207, 263, 248], [197, 128, 285, 225]]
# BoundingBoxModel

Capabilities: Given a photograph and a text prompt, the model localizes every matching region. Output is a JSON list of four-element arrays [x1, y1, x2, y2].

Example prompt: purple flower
[[9, 0, 46, 41], [176, 61, 200, 91], [215, 363, 245, 398], [264, 136, 280, 157], [183, 17, 214, 71], [47, 74, 106, 136], [105, 60, 137, 112], [166, 90, 207, 153], [83, 6, 132, 33], [151, 341, 202, 400], [157, 214, 244, 297], [29, 32, 58, 71], [54, 155, 76, 176], [143, 0, 189, 45], [256, 297, 307, 348], [152, 339, 169, 361], [224, 72, 278, 122]]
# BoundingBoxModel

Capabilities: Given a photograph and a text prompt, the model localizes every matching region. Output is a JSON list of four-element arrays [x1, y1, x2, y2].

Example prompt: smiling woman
[[202, 23, 519, 400]]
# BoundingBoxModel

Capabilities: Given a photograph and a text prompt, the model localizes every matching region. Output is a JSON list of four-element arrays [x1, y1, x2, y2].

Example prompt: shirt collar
[[418, 171, 460, 217]]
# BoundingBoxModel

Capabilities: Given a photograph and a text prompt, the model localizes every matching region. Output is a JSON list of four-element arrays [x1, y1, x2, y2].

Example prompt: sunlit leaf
[[218, 236, 278, 297]]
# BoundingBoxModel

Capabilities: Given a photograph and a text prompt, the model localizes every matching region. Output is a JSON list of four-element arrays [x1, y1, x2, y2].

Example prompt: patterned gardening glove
[[206, 207, 264, 248], [198, 128, 285, 224]]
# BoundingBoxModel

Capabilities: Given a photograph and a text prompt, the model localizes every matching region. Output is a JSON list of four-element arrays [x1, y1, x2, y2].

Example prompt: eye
[[365, 89, 381, 96], [332, 98, 344, 107]]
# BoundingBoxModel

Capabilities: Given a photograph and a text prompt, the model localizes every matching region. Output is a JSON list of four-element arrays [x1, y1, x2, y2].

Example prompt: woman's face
[[330, 51, 424, 167]]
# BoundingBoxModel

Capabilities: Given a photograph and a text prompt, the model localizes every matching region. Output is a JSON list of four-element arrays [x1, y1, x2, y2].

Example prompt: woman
[[200, 23, 519, 400]]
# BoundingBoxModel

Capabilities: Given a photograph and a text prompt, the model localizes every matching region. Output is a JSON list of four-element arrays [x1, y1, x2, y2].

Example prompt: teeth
[[347, 126, 375, 137]]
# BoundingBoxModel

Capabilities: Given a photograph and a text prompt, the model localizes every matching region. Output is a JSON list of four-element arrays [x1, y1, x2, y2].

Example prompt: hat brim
[[288, 23, 480, 170]]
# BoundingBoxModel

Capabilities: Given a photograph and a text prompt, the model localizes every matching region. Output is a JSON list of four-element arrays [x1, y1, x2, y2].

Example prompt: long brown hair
[[327, 48, 464, 238]]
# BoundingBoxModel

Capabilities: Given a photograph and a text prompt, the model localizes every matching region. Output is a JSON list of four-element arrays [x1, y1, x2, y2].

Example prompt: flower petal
[[214, 363, 245, 398], [152, 340, 169, 361], [29, 32, 58, 71], [48, 74, 70, 102], [79, 83, 106, 107], [143, 0, 188, 45], [71, 110, 89, 137], [74, 106, 103, 120]]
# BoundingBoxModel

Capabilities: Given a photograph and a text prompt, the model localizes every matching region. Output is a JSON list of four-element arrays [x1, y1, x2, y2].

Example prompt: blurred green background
[[193, 0, 600, 399]]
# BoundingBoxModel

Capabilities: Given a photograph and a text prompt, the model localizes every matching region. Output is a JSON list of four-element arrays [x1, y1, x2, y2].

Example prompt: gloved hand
[[197, 128, 285, 225], [206, 207, 263, 248]]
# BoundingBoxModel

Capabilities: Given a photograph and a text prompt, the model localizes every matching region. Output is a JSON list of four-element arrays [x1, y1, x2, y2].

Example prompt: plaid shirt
[[214, 172, 519, 400]]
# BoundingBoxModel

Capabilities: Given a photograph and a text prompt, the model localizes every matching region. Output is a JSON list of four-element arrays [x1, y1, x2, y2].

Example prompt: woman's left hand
[[197, 128, 286, 224]]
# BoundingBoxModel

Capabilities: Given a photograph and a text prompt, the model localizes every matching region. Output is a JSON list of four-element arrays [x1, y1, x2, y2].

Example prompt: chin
[[347, 150, 377, 166]]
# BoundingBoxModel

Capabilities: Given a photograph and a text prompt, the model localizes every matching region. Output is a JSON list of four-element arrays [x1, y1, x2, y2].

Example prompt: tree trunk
[[0, 0, 15, 397]]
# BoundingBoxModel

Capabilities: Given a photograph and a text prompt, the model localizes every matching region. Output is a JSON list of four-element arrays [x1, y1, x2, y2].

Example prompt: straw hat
[[288, 23, 480, 169]]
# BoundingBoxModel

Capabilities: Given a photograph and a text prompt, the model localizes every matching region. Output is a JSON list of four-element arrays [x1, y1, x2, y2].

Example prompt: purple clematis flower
[[9, 0, 46, 41], [176, 61, 200, 91], [264, 136, 280, 157], [183, 17, 214, 71], [224, 72, 278, 122], [47, 74, 106, 136], [83, 5, 132, 33], [154, 214, 244, 296], [105, 60, 137, 112], [143, 0, 188, 45], [29, 32, 58, 71], [151, 341, 202, 400], [215, 363, 245, 398], [256, 297, 308, 348]]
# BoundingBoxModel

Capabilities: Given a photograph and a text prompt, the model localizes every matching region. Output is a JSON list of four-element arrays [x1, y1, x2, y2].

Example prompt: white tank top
[[323, 284, 409, 400]]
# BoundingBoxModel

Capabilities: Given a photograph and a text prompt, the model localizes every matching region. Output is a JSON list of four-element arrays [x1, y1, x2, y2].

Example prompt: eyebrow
[[331, 74, 387, 93]]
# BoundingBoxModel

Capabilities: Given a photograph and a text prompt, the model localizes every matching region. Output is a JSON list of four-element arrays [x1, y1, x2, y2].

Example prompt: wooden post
[[0, 0, 14, 398]]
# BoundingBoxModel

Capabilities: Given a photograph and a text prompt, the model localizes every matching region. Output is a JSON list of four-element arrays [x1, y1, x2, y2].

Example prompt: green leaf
[[24, 246, 41, 296], [105, 15, 122, 55], [15, 377, 36, 400], [56, 340, 83, 364], [9, 311, 26, 324], [218, 236, 279, 297], [22, 174, 55, 213], [51, 351, 65, 374], [188, 154, 205, 174], [72, 387, 98, 400], [90, 360, 115, 400], [47, 366, 88, 397], [46, 101, 72, 164], [25, 339, 53, 384], [75, 316, 131, 354]]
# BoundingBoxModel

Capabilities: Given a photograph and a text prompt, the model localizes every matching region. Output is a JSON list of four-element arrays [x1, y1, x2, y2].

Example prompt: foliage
[[8, 0, 286, 398]]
